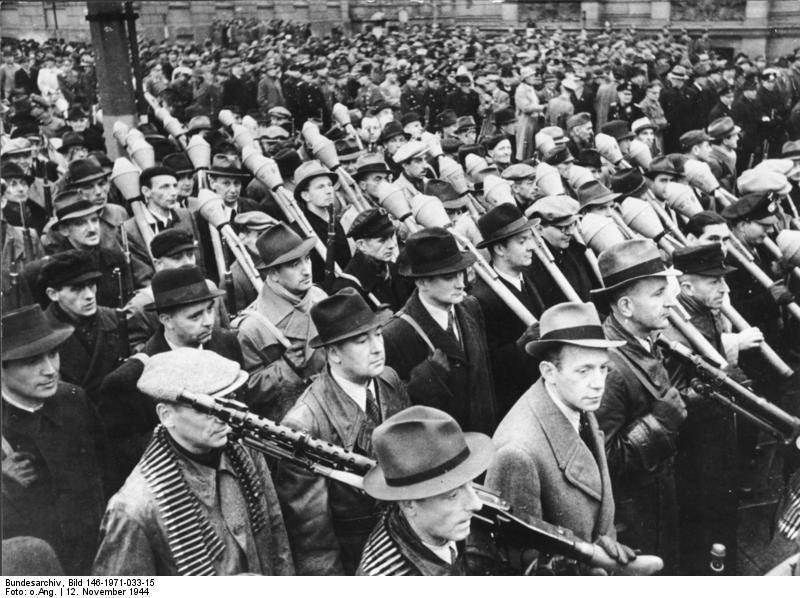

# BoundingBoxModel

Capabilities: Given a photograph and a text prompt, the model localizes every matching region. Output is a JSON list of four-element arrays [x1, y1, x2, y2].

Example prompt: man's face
[[418, 271, 466, 308], [621, 277, 676, 332], [651, 173, 674, 199], [572, 122, 594, 143], [405, 121, 423, 140], [738, 220, 770, 245], [67, 117, 89, 132], [457, 128, 476, 145], [488, 139, 512, 165], [405, 482, 483, 544], [763, 80, 776, 91], [358, 172, 388, 199], [722, 132, 740, 150], [500, 121, 517, 136], [48, 281, 98, 318], [646, 86, 661, 101], [271, 254, 313, 295], [743, 89, 757, 100], [682, 274, 729, 310], [176, 174, 194, 197], [403, 156, 428, 180], [6, 153, 33, 174], [77, 177, 110, 205], [584, 201, 614, 218], [386, 136, 406, 156], [512, 177, 537, 202], [618, 90, 632, 104], [155, 250, 196, 271], [144, 174, 179, 212], [637, 129, 655, 146], [329, 328, 385, 382], [238, 229, 261, 256], [1, 349, 60, 402], [720, 92, 734, 107], [62, 213, 101, 249], [496, 229, 534, 270], [540, 345, 611, 412], [539, 219, 576, 250], [209, 175, 242, 205], [301, 175, 335, 209], [357, 233, 397, 263], [66, 146, 89, 162], [2, 177, 29, 203], [694, 141, 712, 161], [160, 299, 216, 346], [159, 402, 231, 454]]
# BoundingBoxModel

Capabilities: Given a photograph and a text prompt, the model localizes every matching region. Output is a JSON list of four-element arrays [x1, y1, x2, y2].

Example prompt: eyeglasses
[[547, 221, 577, 234]]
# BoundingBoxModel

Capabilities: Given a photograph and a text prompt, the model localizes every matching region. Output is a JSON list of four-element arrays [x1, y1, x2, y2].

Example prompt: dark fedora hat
[[672, 243, 736, 277], [493, 107, 517, 126], [645, 155, 682, 179], [2, 304, 74, 361], [205, 154, 250, 179], [38, 249, 102, 289], [608, 167, 647, 199], [476, 203, 535, 249], [378, 120, 407, 146], [147, 265, 224, 312], [309, 288, 393, 348], [57, 131, 86, 154], [399, 227, 476, 277], [66, 156, 108, 185], [600, 120, 634, 142], [161, 152, 194, 176], [524, 301, 625, 361], [592, 238, 682, 296], [292, 160, 339, 202], [353, 153, 392, 180], [255, 222, 316, 269], [576, 179, 621, 212], [273, 148, 304, 181], [0, 160, 34, 184], [363, 405, 495, 501], [348, 208, 395, 240]]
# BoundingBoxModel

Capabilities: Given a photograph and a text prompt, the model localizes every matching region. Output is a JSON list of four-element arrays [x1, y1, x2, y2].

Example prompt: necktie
[[365, 384, 381, 426], [579, 412, 598, 464], [446, 310, 462, 348]]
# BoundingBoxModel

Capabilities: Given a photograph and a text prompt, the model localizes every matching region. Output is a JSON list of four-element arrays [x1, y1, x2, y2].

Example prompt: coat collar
[[403, 291, 467, 361], [525, 379, 604, 502]]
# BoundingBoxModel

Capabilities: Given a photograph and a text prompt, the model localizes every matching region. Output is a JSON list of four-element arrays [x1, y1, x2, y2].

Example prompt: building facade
[[1, 1, 798, 58]]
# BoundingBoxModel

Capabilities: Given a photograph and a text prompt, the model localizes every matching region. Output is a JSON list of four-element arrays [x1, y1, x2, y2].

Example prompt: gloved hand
[[595, 535, 637, 566], [769, 282, 794, 306], [651, 386, 687, 431], [515, 322, 540, 354], [428, 348, 451, 376], [2, 452, 38, 488]]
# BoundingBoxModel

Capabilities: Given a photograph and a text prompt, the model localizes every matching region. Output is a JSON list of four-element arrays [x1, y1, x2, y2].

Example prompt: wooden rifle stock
[[112, 268, 131, 359]]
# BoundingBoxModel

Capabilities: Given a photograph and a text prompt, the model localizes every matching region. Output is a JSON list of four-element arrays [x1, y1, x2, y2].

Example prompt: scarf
[[139, 426, 267, 576]]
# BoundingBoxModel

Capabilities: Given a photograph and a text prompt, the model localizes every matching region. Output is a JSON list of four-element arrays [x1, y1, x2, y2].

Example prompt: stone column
[[581, 2, 601, 28], [741, 0, 769, 57], [651, 1, 671, 23]]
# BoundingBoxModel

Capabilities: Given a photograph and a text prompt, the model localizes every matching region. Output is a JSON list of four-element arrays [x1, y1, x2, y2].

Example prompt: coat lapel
[[404, 293, 466, 362], [527, 380, 603, 502]]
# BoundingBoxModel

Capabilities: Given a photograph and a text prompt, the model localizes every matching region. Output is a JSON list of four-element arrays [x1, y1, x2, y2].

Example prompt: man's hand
[[595, 535, 637, 566], [735, 326, 764, 351], [769, 282, 794, 306], [283, 341, 307, 368], [2, 452, 38, 488], [651, 386, 687, 431], [515, 322, 540, 354]]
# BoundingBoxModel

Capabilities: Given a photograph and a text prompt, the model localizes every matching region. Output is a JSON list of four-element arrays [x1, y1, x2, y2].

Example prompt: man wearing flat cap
[[276, 288, 410, 575], [382, 227, 499, 435], [2, 305, 108, 574], [446, 74, 480, 130], [704, 117, 741, 193], [38, 249, 124, 406], [470, 204, 545, 417], [123, 229, 230, 353], [486, 302, 637, 573], [393, 140, 432, 203], [500, 163, 538, 212], [99, 265, 242, 484], [330, 208, 412, 311], [661, 243, 747, 574], [679, 129, 713, 163], [357, 406, 494, 575], [94, 348, 294, 576], [527, 195, 600, 306], [235, 223, 328, 422], [565, 111, 594, 158], [592, 238, 687, 572], [121, 165, 202, 287]]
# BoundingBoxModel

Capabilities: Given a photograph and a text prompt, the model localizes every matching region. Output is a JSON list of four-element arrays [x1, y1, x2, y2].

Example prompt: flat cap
[[393, 140, 428, 164], [680, 129, 713, 150], [543, 145, 574, 165], [632, 117, 654, 134], [706, 116, 741, 141], [737, 169, 792, 196], [565, 112, 592, 131], [347, 208, 395, 239], [501, 163, 536, 181], [234, 210, 278, 232], [528, 195, 580, 225], [150, 229, 197, 259]]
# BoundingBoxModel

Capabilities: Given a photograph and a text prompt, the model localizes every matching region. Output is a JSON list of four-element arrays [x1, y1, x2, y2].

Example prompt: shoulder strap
[[398, 312, 436, 356], [609, 347, 662, 402]]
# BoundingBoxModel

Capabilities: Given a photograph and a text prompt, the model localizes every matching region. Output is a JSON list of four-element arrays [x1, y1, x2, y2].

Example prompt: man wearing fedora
[[0, 158, 48, 233], [662, 243, 748, 574], [38, 249, 124, 406], [382, 227, 499, 435], [527, 195, 600, 306], [292, 160, 351, 284], [98, 265, 242, 484], [124, 229, 230, 353], [161, 153, 195, 208], [121, 165, 202, 287], [2, 304, 108, 574], [36, 188, 130, 309], [236, 223, 328, 422], [378, 121, 408, 178], [592, 238, 687, 573], [471, 204, 545, 417], [354, 153, 393, 204], [94, 349, 294, 576], [230, 211, 277, 314], [331, 208, 412, 311], [660, 65, 698, 153], [276, 288, 410, 575], [357, 406, 494, 576], [486, 302, 636, 573]]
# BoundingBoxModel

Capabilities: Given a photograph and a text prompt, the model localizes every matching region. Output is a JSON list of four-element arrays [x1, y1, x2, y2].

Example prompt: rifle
[[112, 267, 131, 359], [655, 335, 800, 449], [119, 225, 134, 304], [171, 390, 663, 576], [36, 156, 53, 217], [323, 204, 337, 289], [223, 269, 237, 316]]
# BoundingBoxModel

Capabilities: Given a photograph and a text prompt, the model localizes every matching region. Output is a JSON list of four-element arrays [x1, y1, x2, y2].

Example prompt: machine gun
[[655, 335, 800, 449], [167, 389, 662, 575]]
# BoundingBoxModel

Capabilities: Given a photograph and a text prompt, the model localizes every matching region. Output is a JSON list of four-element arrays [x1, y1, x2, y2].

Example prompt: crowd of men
[[2, 18, 800, 577]]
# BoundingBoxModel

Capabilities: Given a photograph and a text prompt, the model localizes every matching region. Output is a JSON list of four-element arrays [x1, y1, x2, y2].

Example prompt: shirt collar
[[2, 392, 43, 413], [329, 369, 373, 413], [544, 381, 581, 433], [421, 539, 458, 565], [418, 294, 454, 331], [144, 207, 172, 226], [495, 268, 523, 291]]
